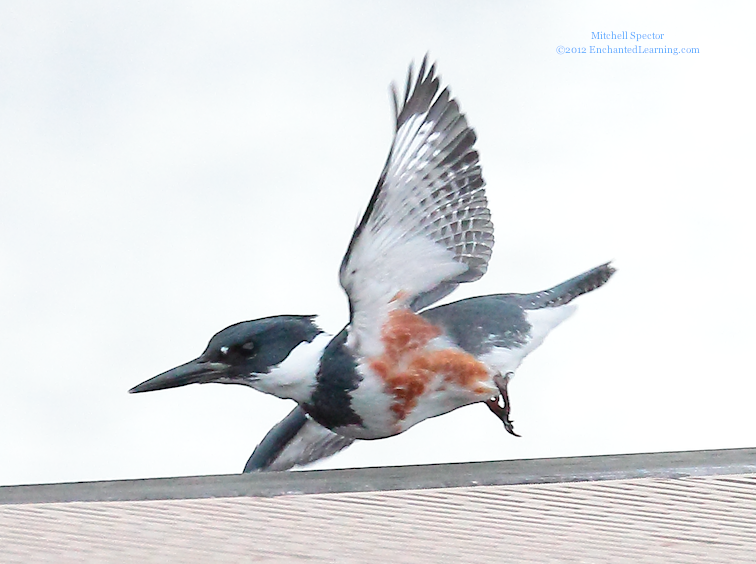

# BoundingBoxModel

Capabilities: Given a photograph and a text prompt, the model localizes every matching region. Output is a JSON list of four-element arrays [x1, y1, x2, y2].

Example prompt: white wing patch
[[344, 226, 466, 355], [340, 58, 493, 356]]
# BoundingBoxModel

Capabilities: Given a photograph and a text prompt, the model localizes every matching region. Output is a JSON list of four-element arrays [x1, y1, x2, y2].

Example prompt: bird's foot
[[486, 372, 520, 437]]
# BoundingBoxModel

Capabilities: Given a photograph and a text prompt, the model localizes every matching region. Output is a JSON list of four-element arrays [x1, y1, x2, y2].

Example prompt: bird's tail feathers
[[525, 262, 615, 310]]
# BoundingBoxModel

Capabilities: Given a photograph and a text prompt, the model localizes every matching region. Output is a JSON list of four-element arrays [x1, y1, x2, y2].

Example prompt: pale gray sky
[[1, 1, 754, 486]]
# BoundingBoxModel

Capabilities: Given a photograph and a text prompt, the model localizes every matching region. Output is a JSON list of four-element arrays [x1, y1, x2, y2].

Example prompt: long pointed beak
[[129, 358, 230, 394]]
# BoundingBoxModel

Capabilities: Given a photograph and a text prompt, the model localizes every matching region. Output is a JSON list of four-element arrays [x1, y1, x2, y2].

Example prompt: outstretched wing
[[243, 406, 355, 472], [340, 58, 493, 352]]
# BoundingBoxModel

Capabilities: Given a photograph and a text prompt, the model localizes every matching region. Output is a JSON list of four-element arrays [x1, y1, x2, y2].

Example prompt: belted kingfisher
[[131, 58, 615, 471]]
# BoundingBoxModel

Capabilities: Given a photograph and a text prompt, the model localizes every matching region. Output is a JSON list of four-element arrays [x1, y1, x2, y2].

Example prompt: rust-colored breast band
[[369, 309, 490, 421]]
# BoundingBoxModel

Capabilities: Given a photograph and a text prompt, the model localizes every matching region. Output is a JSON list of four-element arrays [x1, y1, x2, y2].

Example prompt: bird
[[130, 58, 615, 471]]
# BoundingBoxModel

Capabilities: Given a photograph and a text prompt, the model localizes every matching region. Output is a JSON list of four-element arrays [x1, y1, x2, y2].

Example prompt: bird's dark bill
[[129, 359, 228, 394]]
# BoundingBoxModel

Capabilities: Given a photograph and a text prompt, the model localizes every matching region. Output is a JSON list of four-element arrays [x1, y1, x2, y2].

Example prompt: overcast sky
[[1, 1, 754, 486]]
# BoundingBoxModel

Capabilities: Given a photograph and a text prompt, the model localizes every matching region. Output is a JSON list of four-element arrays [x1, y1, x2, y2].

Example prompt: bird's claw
[[486, 372, 520, 437]]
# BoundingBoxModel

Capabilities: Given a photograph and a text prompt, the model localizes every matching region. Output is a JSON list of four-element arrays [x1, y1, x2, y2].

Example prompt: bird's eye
[[241, 342, 255, 353], [220, 346, 229, 355]]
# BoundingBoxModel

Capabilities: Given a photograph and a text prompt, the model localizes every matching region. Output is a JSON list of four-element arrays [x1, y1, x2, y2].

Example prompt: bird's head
[[129, 315, 327, 402]]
